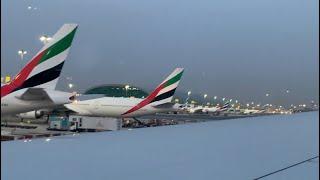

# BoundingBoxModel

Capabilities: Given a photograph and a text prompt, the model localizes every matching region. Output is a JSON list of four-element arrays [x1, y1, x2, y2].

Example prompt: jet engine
[[17, 110, 45, 119]]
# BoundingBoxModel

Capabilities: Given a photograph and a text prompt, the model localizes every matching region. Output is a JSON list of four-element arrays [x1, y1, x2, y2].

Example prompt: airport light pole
[[18, 50, 27, 69], [251, 102, 255, 109], [284, 89, 291, 109], [125, 85, 130, 97], [18, 50, 27, 61], [186, 91, 191, 104], [203, 94, 208, 106], [222, 97, 226, 104], [40, 35, 52, 44], [234, 100, 239, 108]]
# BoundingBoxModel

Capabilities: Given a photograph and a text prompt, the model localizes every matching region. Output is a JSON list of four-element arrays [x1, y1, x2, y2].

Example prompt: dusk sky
[[1, 0, 319, 105]]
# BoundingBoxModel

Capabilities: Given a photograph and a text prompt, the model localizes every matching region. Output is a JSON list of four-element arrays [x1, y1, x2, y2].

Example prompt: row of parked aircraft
[[1, 24, 186, 119], [186, 102, 231, 114], [1, 24, 263, 120]]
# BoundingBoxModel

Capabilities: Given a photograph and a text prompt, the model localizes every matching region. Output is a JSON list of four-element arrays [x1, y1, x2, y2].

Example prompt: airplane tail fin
[[219, 102, 231, 111], [3, 24, 78, 96], [122, 68, 184, 116], [149, 68, 184, 105]]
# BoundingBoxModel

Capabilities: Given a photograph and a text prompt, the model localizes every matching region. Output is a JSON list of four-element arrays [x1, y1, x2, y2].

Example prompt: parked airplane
[[188, 105, 205, 114], [242, 109, 266, 115], [184, 102, 230, 114], [1, 24, 78, 116], [65, 68, 184, 118]]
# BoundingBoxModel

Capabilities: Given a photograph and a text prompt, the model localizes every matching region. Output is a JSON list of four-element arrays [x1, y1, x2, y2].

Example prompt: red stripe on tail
[[122, 84, 165, 116], [1, 51, 46, 98]]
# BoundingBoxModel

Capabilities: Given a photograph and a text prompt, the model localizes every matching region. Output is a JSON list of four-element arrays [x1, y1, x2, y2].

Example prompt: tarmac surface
[[2, 112, 318, 180]]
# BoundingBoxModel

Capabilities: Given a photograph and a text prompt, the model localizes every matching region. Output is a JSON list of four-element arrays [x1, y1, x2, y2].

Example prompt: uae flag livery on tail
[[1, 24, 78, 98], [219, 102, 230, 112], [122, 68, 184, 116]]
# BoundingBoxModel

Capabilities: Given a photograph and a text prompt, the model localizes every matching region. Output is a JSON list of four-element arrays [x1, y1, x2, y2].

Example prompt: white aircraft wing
[[16, 88, 74, 104], [17, 88, 52, 101]]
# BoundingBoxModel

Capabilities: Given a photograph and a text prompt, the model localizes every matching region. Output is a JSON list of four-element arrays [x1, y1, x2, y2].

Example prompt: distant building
[[84, 84, 149, 98]]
